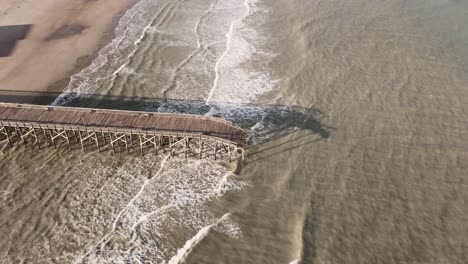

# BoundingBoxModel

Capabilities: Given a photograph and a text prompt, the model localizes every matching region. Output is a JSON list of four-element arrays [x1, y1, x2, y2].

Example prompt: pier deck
[[0, 103, 247, 161]]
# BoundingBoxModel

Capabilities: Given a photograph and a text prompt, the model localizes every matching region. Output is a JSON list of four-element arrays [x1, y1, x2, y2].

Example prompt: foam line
[[51, 0, 150, 105], [162, 0, 219, 98], [96, 6, 140, 74], [115, 9, 140, 49], [110, 2, 172, 76], [206, 0, 252, 104], [103, 1, 178, 94], [72, 155, 170, 264], [131, 204, 175, 230], [195, 1, 218, 49], [104, 5, 168, 92], [168, 213, 232, 264]]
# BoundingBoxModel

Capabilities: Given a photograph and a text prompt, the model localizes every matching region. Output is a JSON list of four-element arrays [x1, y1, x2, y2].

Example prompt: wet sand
[[0, 0, 135, 94], [0, 0, 467, 263]]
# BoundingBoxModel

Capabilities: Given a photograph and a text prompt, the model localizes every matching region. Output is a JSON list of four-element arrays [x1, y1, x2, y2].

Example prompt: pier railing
[[0, 103, 247, 161]]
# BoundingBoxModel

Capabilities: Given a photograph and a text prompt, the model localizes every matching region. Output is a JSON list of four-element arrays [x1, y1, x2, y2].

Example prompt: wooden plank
[[6, 108, 28, 121], [66, 112, 85, 125], [0, 107, 12, 118], [0, 104, 246, 146], [0, 108, 15, 120]]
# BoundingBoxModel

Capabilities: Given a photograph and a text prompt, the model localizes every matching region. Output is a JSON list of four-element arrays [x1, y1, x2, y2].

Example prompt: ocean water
[[2, 0, 468, 263]]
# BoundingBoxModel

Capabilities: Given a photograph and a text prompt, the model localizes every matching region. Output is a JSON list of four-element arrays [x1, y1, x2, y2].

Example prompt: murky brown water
[[1, 0, 467, 263]]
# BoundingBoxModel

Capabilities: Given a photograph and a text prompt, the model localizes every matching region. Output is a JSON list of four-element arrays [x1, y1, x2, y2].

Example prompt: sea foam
[[70, 157, 247, 263]]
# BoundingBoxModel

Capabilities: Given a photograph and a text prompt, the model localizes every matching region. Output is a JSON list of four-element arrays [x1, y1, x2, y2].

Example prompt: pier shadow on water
[[0, 91, 332, 261], [0, 91, 333, 157]]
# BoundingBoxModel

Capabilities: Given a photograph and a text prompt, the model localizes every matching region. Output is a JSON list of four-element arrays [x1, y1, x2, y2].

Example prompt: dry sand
[[0, 0, 135, 93]]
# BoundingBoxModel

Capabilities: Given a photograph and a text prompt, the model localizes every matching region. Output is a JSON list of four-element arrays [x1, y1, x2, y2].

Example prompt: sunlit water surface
[[1, 0, 467, 263]]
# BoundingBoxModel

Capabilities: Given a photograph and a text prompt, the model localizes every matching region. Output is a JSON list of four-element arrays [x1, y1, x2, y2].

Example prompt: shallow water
[[2, 0, 468, 263]]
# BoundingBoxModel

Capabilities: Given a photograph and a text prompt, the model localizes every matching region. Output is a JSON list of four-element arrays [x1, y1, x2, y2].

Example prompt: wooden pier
[[0, 103, 247, 161]]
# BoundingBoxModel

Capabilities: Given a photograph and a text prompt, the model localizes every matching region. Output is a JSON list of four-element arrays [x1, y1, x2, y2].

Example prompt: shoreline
[[46, 0, 140, 97], [0, 0, 138, 104]]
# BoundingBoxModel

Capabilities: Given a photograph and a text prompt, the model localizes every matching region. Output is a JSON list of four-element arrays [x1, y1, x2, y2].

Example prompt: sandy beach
[[0, 0, 135, 94], [0, 0, 467, 263]]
